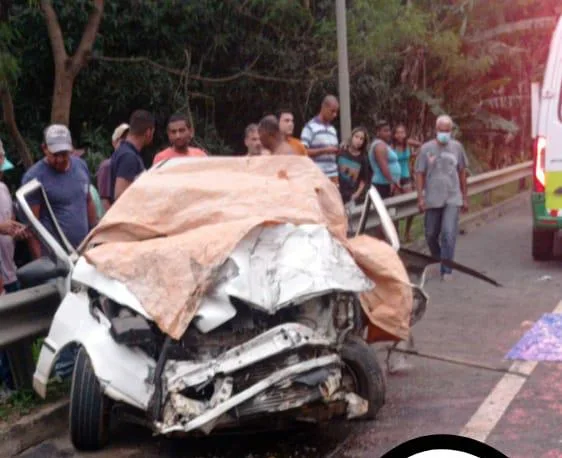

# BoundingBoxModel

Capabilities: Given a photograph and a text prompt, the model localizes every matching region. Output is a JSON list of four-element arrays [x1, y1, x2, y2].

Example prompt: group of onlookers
[[242, 96, 424, 241], [0, 95, 469, 393], [243, 96, 469, 282]]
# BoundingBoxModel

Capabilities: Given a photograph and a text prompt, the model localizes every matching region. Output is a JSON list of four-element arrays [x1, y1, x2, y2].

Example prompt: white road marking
[[459, 299, 562, 442]]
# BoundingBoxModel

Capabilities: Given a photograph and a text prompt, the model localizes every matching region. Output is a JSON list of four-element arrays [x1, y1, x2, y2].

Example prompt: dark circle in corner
[[380, 434, 509, 458]]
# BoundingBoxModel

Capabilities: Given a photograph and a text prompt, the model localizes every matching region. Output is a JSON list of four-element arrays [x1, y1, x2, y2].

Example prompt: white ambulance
[[531, 15, 562, 260]]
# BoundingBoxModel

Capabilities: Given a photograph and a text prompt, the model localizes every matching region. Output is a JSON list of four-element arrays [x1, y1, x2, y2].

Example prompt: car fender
[[33, 290, 156, 411]]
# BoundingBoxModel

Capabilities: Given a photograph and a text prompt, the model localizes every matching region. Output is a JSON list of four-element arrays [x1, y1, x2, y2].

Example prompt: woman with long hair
[[392, 123, 421, 242], [337, 126, 370, 206]]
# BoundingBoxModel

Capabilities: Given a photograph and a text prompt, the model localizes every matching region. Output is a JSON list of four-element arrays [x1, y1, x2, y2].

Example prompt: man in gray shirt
[[415, 114, 469, 281]]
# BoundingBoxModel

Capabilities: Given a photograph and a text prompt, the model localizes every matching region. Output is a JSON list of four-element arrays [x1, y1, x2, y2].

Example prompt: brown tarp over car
[[81, 156, 413, 342]]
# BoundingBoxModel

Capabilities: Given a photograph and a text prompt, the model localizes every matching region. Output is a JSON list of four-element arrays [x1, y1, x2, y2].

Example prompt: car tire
[[341, 336, 386, 420], [532, 229, 555, 261], [69, 347, 111, 451]]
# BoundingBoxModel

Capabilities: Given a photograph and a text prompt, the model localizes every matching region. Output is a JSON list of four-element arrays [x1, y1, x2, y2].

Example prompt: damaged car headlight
[[86, 288, 161, 356]]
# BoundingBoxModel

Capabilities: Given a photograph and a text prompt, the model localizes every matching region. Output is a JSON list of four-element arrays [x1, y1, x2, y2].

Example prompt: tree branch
[[0, 86, 34, 169], [40, 0, 67, 68], [91, 54, 302, 84], [70, 0, 104, 76]]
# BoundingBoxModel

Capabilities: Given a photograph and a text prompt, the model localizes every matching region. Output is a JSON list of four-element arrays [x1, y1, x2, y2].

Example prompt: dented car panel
[[33, 290, 156, 410], [158, 354, 341, 434], [221, 224, 374, 313], [164, 322, 335, 392]]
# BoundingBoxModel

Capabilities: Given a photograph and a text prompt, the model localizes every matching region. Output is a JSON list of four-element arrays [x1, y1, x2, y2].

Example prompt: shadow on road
[[106, 422, 355, 458]]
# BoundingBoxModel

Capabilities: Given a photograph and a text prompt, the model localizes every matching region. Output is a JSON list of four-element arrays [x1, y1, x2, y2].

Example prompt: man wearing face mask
[[21, 124, 97, 259], [415, 115, 469, 281]]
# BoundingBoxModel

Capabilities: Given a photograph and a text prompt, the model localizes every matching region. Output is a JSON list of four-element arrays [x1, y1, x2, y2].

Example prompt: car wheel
[[341, 336, 385, 420], [69, 347, 111, 451], [532, 229, 555, 261]]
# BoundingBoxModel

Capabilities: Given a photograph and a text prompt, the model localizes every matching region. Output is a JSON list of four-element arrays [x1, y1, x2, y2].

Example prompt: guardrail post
[[6, 338, 35, 390]]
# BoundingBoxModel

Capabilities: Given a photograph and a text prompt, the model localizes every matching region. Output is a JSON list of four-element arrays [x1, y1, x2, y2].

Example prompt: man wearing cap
[[97, 122, 129, 211], [21, 124, 97, 259]]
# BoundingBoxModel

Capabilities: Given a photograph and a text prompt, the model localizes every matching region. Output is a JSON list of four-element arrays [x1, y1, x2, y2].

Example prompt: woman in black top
[[337, 127, 370, 205]]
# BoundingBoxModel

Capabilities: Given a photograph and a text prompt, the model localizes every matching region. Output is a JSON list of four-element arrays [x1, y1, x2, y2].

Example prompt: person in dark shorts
[[337, 127, 370, 205]]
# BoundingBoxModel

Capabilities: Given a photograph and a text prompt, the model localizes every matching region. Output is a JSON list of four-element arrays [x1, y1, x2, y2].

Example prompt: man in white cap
[[21, 124, 97, 259], [96, 122, 129, 211]]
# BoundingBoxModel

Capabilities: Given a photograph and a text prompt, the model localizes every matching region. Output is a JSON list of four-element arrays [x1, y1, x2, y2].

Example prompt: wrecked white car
[[17, 156, 424, 452]]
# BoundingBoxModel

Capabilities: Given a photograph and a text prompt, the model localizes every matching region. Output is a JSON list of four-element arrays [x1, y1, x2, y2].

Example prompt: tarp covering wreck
[[81, 155, 413, 342]]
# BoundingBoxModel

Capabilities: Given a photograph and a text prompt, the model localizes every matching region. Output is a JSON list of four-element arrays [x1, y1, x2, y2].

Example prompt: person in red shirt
[[153, 113, 207, 165]]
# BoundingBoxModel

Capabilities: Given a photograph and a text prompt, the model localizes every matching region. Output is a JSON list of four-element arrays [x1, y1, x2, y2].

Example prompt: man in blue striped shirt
[[300, 95, 340, 184]]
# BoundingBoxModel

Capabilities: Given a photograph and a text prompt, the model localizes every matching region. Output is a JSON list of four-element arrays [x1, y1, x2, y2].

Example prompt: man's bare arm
[[458, 168, 468, 198], [415, 172, 425, 195], [306, 146, 339, 157], [415, 172, 426, 212], [114, 177, 133, 201], [86, 191, 98, 227], [101, 199, 111, 212], [458, 167, 468, 211]]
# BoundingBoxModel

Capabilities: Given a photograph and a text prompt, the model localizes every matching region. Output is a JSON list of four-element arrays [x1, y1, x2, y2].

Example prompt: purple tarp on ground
[[506, 313, 562, 361]]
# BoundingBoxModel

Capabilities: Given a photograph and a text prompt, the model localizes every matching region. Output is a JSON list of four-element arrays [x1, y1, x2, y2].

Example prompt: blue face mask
[[437, 132, 451, 144]]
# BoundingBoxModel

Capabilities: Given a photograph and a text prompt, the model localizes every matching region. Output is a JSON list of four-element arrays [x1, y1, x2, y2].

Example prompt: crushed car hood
[[80, 156, 413, 341], [73, 223, 374, 334]]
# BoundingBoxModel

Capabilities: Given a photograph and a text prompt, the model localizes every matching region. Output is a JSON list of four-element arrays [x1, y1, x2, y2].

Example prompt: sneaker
[[441, 273, 453, 282]]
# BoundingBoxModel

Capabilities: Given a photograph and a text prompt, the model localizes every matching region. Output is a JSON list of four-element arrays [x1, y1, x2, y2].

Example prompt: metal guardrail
[[0, 284, 62, 349], [350, 161, 532, 233], [0, 284, 62, 389]]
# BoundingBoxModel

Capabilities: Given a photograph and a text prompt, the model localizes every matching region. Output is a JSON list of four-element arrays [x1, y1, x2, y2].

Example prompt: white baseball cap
[[44, 124, 73, 153], [112, 123, 130, 144]]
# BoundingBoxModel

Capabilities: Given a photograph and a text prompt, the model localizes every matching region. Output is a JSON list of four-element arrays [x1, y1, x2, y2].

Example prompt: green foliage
[[0, 0, 559, 170]]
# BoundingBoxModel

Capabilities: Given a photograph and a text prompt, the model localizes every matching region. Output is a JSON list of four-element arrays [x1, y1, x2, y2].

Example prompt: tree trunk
[[41, 0, 104, 126], [50, 71, 74, 126], [0, 87, 34, 169]]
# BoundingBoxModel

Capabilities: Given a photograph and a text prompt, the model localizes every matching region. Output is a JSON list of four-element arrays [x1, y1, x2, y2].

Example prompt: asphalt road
[[17, 200, 562, 458]]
